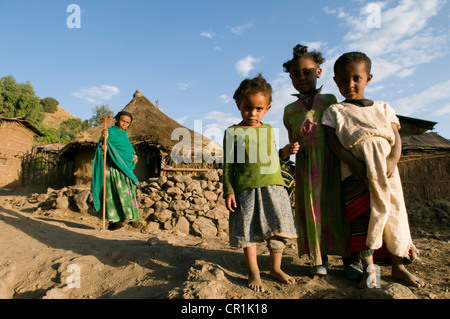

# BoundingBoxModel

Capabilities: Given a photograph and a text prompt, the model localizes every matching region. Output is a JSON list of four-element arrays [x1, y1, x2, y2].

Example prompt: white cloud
[[73, 85, 119, 104], [200, 31, 214, 39], [178, 82, 190, 90], [390, 80, 450, 116], [235, 55, 261, 77], [219, 94, 231, 104], [303, 41, 326, 51], [325, 0, 447, 82], [227, 23, 253, 35]]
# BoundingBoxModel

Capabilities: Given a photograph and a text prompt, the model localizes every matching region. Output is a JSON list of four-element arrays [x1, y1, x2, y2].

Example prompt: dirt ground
[[0, 185, 449, 304]]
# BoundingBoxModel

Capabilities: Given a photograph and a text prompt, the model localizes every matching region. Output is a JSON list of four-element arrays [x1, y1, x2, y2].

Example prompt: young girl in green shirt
[[223, 74, 298, 292]]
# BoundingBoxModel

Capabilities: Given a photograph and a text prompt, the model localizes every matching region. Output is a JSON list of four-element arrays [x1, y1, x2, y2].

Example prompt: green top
[[91, 125, 138, 212], [222, 123, 285, 196]]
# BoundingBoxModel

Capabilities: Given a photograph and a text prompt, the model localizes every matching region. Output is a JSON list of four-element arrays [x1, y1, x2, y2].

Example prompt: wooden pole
[[102, 115, 111, 230]]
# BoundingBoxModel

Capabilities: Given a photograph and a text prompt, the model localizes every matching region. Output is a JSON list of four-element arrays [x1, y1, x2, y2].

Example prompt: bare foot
[[248, 271, 266, 292], [392, 265, 424, 288], [270, 269, 295, 285]]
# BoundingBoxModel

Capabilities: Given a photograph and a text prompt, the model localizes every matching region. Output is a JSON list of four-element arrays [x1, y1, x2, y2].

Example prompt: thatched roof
[[398, 115, 438, 136], [402, 132, 450, 151], [0, 117, 44, 136], [59, 90, 221, 156]]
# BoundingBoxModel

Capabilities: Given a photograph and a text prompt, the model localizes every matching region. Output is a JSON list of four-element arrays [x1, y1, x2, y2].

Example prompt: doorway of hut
[[134, 143, 162, 181]]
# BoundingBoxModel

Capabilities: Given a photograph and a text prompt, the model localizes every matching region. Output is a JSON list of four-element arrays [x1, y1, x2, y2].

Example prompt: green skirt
[[104, 163, 140, 222]]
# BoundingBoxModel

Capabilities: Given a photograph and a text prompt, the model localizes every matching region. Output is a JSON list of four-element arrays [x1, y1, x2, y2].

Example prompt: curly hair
[[282, 44, 325, 73], [233, 73, 273, 104], [334, 52, 372, 75]]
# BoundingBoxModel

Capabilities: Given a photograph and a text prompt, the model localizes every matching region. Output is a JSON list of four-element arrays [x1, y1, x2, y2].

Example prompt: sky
[[1, 0, 449, 150]]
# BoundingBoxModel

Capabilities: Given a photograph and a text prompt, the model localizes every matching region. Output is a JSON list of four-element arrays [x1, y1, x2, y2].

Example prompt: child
[[322, 51, 424, 288], [280, 45, 358, 278], [223, 74, 298, 292]]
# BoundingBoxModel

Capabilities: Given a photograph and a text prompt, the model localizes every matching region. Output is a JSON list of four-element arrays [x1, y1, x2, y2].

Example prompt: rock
[[153, 209, 173, 223], [72, 189, 90, 214], [55, 197, 69, 210], [36, 193, 49, 202], [204, 190, 217, 201], [174, 216, 190, 235], [143, 197, 155, 208], [207, 205, 229, 220], [203, 170, 220, 182], [186, 181, 202, 194], [143, 222, 160, 233], [170, 200, 190, 211], [192, 217, 217, 238], [172, 175, 188, 183], [361, 283, 417, 299], [166, 187, 183, 196], [154, 200, 169, 212], [157, 175, 167, 187], [42, 287, 70, 299]]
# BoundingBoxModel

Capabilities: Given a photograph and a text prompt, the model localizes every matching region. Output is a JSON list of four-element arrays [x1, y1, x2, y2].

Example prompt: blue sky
[[1, 0, 449, 149]]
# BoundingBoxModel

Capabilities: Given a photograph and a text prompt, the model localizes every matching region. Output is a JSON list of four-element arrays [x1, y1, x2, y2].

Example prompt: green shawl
[[91, 125, 138, 212]]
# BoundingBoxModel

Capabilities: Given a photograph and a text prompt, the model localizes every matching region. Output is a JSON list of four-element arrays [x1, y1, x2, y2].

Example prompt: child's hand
[[226, 194, 237, 212], [281, 142, 300, 158], [386, 157, 396, 178]]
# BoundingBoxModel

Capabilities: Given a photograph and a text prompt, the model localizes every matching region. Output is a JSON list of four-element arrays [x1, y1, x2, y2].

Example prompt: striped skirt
[[342, 175, 389, 260]]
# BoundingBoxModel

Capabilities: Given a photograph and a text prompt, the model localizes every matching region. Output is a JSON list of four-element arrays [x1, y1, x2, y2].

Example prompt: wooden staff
[[102, 115, 111, 229]]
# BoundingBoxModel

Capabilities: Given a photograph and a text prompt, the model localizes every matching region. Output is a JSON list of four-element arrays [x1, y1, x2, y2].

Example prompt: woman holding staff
[[91, 111, 140, 230]]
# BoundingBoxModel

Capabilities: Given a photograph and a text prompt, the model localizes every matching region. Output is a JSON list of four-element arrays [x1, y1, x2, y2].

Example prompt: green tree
[[36, 127, 60, 145], [57, 118, 91, 143], [91, 104, 113, 127], [41, 97, 59, 113], [0, 75, 44, 127]]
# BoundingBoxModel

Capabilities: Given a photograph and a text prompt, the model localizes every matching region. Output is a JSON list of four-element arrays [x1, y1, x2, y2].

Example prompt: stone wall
[[137, 170, 228, 238], [33, 170, 229, 239]]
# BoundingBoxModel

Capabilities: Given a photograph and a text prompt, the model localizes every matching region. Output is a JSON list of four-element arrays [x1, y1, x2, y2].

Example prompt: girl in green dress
[[280, 45, 359, 278], [223, 74, 298, 292]]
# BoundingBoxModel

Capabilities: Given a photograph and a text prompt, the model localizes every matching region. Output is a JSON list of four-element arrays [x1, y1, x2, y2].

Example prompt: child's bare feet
[[392, 265, 424, 288], [270, 269, 295, 285], [248, 271, 266, 292]]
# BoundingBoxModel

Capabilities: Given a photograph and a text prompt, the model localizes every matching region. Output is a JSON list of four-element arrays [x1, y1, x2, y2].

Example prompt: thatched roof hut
[[0, 117, 43, 187], [397, 115, 450, 202], [59, 91, 222, 187]]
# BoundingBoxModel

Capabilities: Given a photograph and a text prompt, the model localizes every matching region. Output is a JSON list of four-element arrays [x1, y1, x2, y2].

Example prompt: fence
[[21, 148, 74, 188]]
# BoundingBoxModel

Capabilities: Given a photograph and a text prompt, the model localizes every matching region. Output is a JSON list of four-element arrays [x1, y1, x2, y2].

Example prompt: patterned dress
[[92, 125, 140, 223], [283, 93, 350, 266]]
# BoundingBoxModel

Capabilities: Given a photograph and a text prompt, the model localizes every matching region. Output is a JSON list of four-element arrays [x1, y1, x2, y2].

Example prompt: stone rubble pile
[[137, 170, 228, 238], [29, 169, 229, 239]]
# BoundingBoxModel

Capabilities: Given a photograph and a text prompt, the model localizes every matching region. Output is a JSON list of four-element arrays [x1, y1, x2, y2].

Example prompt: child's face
[[236, 92, 271, 127], [333, 61, 373, 100], [289, 57, 322, 93]]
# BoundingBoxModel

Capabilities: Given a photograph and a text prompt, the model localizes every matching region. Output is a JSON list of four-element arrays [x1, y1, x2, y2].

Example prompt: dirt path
[[0, 186, 449, 302]]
